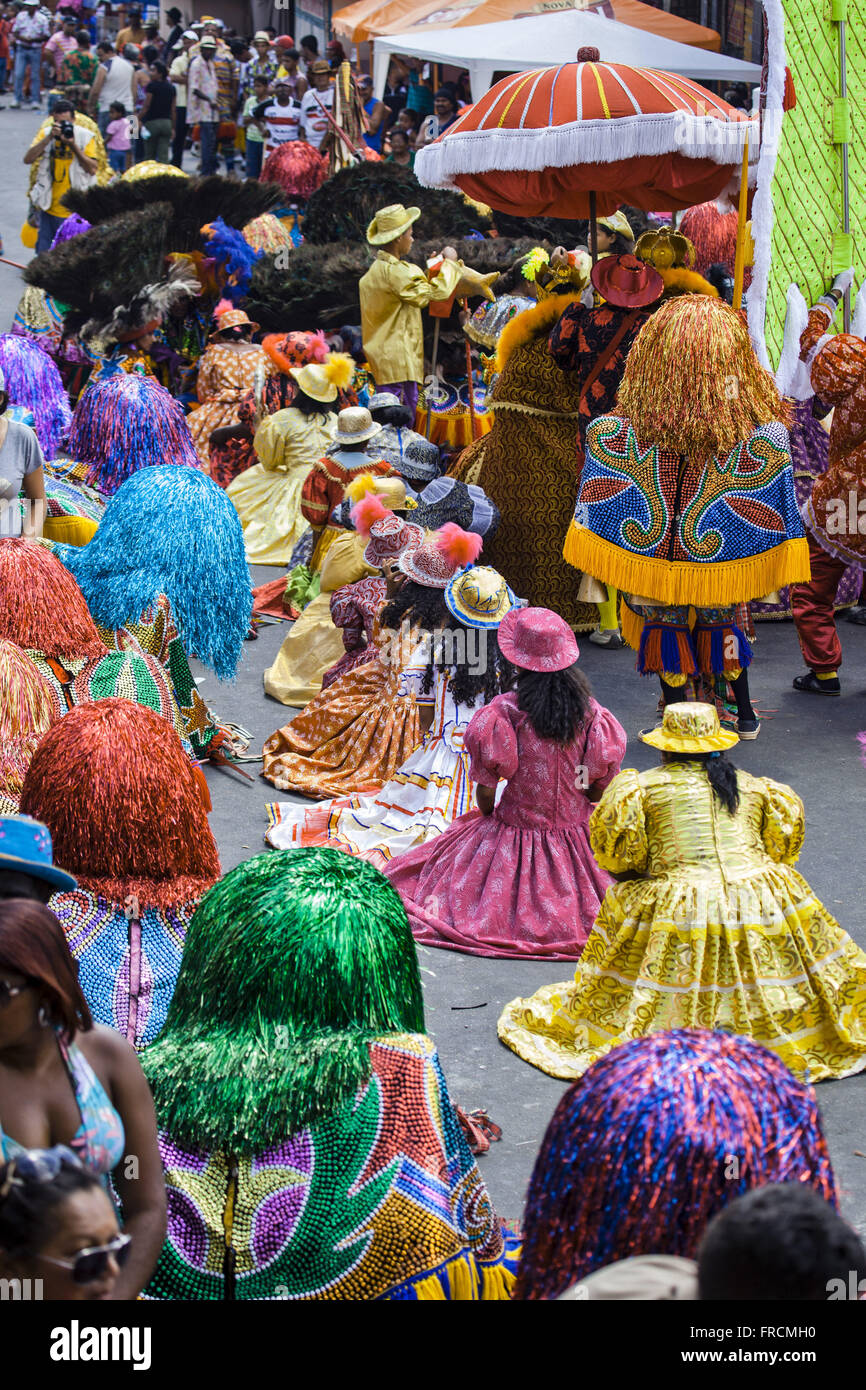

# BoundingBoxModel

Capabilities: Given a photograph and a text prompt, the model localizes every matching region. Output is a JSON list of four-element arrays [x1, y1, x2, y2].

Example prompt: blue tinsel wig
[[513, 1029, 838, 1300], [0, 334, 71, 460], [55, 467, 252, 681], [200, 218, 263, 303], [68, 374, 200, 497]]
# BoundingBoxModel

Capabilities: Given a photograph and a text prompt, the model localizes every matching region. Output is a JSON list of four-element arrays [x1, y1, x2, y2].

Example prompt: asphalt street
[[2, 105, 864, 1231]]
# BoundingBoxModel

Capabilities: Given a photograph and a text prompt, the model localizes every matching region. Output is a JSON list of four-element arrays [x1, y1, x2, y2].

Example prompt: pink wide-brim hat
[[498, 606, 579, 672], [363, 515, 424, 568]]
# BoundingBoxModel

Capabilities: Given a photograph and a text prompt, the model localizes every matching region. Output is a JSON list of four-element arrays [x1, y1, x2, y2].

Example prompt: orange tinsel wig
[[0, 539, 105, 659], [615, 296, 789, 462], [20, 698, 221, 908]]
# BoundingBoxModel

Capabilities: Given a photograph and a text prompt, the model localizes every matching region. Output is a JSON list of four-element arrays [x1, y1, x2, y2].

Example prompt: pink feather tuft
[[436, 523, 483, 568], [213, 298, 235, 320], [308, 330, 329, 364], [351, 493, 389, 537], [858, 731, 866, 771]]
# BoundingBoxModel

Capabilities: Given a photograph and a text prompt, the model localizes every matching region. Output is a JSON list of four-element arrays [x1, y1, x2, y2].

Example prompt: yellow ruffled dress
[[226, 408, 337, 566], [498, 762, 866, 1083]]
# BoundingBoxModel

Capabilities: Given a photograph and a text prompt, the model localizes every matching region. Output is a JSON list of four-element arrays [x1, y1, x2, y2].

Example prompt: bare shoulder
[[75, 1024, 139, 1080]]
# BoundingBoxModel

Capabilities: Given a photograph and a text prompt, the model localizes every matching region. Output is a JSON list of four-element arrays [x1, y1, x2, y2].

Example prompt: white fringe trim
[[414, 111, 759, 189], [747, 0, 787, 370], [853, 282, 866, 340], [775, 284, 809, 397]]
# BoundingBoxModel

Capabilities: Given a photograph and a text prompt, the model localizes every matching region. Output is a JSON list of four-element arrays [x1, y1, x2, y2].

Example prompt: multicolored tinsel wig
[[513, 1029, 837, 1300], [615, 296, 789, 461], [20, 697, 220, 909], [67, 374, 200, 497], [55, 467, 252, 681], [141, 847, 425, 1154], [0, 638, 55, 804], [0, 538, 105, 658], [200, 217, 263, 303], [0, 334, 71, 460]]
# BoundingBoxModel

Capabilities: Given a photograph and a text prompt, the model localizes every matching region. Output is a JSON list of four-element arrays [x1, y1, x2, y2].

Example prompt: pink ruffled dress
[[385, 691, 627, 960]]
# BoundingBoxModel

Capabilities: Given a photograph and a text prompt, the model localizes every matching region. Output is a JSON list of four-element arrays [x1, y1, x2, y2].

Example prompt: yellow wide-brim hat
[[597, 210, 634, 242], [640, 701, 739, 754], [289, 363, 338, 403], [366, 203, 421, 246]]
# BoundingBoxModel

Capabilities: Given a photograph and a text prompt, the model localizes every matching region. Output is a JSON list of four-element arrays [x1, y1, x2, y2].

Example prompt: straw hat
[[591, 253, 664, 309], [363, 514, 424, 569], [597, 210, 635, 242], [366, 203, 421, 246], [640, 701, 738, 753], [253, 30, 271, 43], [498, 606, 579, 672], [209, 306, 258, 340], [332, 406, 381, 446], [444, 565, 516, 629]]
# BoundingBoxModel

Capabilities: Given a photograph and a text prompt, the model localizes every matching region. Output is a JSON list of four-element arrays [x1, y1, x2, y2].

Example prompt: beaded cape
[[143, 1035, 518, 1301], [565, 416, 810, 606]]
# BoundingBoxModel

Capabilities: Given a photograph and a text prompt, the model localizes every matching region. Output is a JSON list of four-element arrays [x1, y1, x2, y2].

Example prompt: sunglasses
[[40, 1233, 132, 1286]]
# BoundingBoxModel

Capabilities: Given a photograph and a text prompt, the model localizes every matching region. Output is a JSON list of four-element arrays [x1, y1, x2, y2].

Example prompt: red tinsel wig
[[0, 539, 105, 659], [21, 699, 221, 908]]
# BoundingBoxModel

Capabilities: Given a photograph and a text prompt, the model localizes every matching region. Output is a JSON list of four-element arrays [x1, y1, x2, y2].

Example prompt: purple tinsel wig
[[69, 373, 201, 496], [0, 334, 71, 460], [513, 1029, 838, 1300], [50, 213, 92, 249]]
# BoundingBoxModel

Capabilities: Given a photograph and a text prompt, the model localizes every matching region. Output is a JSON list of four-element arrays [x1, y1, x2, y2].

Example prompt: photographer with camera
[[23, 96, 98, 253]]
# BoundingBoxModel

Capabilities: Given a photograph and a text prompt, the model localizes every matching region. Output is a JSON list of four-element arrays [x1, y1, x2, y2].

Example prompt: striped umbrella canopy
[[415, 46, 758, 217]]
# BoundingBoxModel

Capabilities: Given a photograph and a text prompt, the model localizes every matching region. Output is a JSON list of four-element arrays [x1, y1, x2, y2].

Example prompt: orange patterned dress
[[261, 625, 424, 800], [186, 341, 274, 472]]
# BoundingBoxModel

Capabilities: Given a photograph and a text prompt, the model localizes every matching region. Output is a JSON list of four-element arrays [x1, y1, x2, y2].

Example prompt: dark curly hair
[[665, 752, 739, 814], [502, 659, 593, 744], [381, 582, 503, 707], [370, 401, 413, 430], [292, 386, 335, 417]]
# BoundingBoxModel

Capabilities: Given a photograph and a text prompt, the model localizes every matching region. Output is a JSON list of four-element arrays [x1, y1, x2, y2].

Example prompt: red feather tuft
[[213, 298, 235, 321], [350, 493, 389, 537], [436, 523, 483, 568]]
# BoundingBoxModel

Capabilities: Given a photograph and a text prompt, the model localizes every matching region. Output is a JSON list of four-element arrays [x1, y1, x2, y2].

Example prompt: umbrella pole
[[426, 316, 441, 440], [732, 137, 750, 312], [589, 192, 598, 264], [462, 297, 478, 438]]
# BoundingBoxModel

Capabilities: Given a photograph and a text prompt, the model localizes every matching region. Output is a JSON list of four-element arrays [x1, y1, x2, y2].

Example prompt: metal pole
[[839, 11, 851, 330]]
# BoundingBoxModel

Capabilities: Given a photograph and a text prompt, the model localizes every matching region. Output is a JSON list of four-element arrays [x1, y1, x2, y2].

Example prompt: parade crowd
[[0, 4, 865, 1307]]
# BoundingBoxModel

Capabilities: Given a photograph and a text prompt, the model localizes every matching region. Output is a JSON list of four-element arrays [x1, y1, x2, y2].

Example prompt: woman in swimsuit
[[0, 896, 166, 1300]]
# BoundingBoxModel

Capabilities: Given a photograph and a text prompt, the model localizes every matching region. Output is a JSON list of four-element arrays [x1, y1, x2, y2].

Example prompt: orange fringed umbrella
[[414, 46, 757, 218]]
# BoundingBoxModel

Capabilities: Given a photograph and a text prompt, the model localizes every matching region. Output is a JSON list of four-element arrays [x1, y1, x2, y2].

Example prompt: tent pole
[[462, 299, 478, 438], [589, 192, 598, 263], [425, 317, 441, 440]]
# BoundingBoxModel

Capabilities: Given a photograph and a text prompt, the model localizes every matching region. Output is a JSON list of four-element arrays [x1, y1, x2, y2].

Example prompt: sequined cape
[[499, 762, 866, 1083], [143, 1035, 519, 1301], [50, 889, 200, 1051]]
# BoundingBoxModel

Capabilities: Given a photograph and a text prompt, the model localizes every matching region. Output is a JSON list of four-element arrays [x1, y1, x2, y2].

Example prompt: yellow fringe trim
[[563, 526, 811, 606], [409, 1250, 519, 1300], [620, 601, 644, 653], [495, 294, 583, 373], [658, 266, 719, 298], [411, 1273, 449, 1300], [481, 1258, 518, 1301]]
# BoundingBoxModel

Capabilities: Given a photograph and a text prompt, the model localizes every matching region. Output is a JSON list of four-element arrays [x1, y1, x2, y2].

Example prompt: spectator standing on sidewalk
[[114, 5, 145, 53], [138, 57, 174, 164], [187, 34, 220, 175], [44, 10, 77, 84], [241, 71, 268, 179], [105, 99, 131, 173], [11, 0, 51, 111], [168, 28, 195, 168], [88, 38, 134, 136], [23, 96, 98, 252]]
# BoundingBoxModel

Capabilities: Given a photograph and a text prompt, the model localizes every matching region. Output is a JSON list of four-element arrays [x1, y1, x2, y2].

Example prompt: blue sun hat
[[444, 564, 517, 629], [0, 816, 77, 892]]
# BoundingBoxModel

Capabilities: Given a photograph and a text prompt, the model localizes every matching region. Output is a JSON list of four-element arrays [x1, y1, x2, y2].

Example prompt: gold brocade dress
[[498, 762, 866, 1083]]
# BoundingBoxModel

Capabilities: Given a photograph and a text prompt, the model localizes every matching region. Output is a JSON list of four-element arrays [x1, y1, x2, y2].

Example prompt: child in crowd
[[105, 100, 131, 174], [385, 607, 627, 959], [241, 73, 268, 180]]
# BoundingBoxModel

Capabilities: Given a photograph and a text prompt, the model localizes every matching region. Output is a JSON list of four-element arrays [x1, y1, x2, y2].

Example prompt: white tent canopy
[[372, 9, 762, 97]]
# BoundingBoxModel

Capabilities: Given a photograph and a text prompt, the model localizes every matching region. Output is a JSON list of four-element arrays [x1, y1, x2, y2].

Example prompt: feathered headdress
[[201, 217, 263, 302], [84, 259, 201, 346], [262, 330, 329, 375], [324, 352, 354, 391]]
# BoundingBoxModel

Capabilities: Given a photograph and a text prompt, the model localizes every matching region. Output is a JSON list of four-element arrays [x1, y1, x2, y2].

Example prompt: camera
[[58, 120, 74, 141]]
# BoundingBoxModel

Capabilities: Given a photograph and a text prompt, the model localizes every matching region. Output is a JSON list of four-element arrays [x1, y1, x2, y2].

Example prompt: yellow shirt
[[48, 138, 97, 218], [359, 251, 461, 385], [253, 408, 337, 473]]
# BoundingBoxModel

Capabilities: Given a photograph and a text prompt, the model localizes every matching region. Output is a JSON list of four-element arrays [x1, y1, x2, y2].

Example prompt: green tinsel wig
[[141, 848, 425, 1154]]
